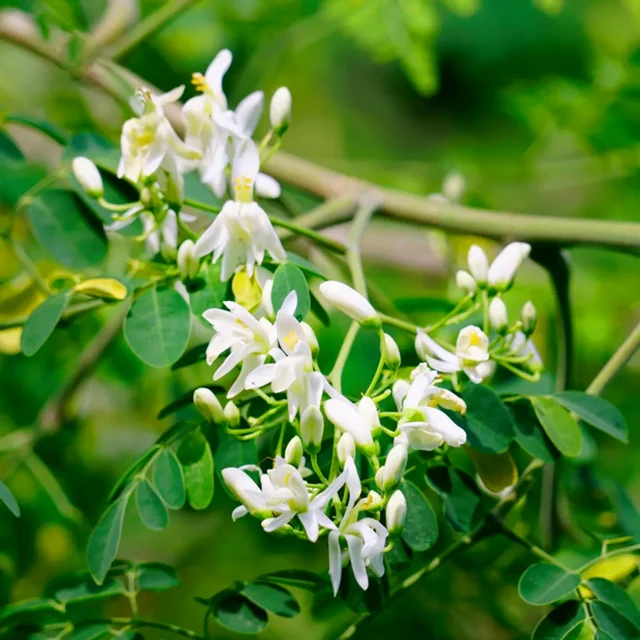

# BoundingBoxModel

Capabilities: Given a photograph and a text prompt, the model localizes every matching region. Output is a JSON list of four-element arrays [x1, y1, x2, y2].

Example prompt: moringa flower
[[318, 281, 380, 328], [72, 157, 103, 198]]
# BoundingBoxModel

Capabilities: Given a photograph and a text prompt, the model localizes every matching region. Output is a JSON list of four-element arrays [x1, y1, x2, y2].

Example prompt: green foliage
[[135, 479, 169, 530], [20, 292, 70, 356], [86, 497, 127, 585], [400, 480, 438, 552], [242, 581, 301, 617], [590, 600, 639, 639], [586, 578, 640, 631], [510, 399, 559, 462], [188, 262, 228, 322], [531, 396, 583, 458], [554, 392, 628, 443], [518, 563, 581, 606], [124, 287, 192, 368], [0, 481, 20, 517], [177, 429, 215, 510], [271, 263, 310, 320], [210, 589, 269, 634], [532, 601, 587, 639], [153, 448, 186, 510]]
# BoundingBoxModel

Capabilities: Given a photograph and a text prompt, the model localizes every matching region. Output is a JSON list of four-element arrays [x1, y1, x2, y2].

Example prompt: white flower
[[300, 405, 324, 452], [487, 242, 531, 290], [467, 245, 488, 284], [193, 139, 286, 281], [415, 326, 489, 383], [324, 398, 375, 454], [318, 281, 380, 328], [270, 86, 292, 133], [72, 157, 103, 198], [375, 444, 407, 492], [221, 467, 270, 521], [385, 490, 407, 535], [202, 300, 277, 397], [193, 387, 224, 424], [261, 458, 348, 542], [489, 297, 508, 332], [508, 331, 543, 373], [394, 372, 467, 451], [382, 333, 401, 369], [328, 460, 388, 594]]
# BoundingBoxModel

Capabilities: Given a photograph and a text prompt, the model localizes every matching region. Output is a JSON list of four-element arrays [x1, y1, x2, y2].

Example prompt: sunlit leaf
[[74, 278, 128, 301], [531, 396, 582, 458], [519, 563, 581, 606], [466, 449, 518, 493], [586, 578, 640, 630], [553, 392, 627, 443], [590, 600, 639, 640]]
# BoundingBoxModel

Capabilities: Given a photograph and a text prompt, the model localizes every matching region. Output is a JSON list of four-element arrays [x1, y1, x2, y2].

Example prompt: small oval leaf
[[532, 601, 586, 640], [0, 480, 20, 517], [21, 292, 70, 356], [135, 479, 168, 530], [590, 600, 639, 640], [531, 396, 582, 458], [74, 278, 128, 301], [271, 263, 310, 321], [586, 578, 640, 631], [212, 590, 268, 634], [519, 563, 581, 606], [177, 430, 214, 510], [87, 497, 128, 585], [153, 449, 186, 510], [242, 581, 300, 618], [466, 449, 518, 494], [400, 480, 438, 552], [137, 562, 180, 592]]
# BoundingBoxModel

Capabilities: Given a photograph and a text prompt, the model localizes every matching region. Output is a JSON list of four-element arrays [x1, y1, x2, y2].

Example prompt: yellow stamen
[[234, 176, 253, 203], [468, 331, 483, 347], [191, 72, 208, 92], [283, 330, 299, 350]]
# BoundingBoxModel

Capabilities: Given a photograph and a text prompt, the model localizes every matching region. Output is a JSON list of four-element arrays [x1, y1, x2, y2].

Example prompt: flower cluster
[[71, 49, 543, 596]]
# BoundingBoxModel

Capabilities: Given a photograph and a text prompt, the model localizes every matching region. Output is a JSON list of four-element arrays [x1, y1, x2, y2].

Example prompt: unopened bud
[[363, 490, 384, 512], [270, 87, 291, 135], [193, 388, 224, 424], [487, 242, 531, 291], [377, 444, 408, 492], [224, 401, 240, 427], [442, 171, 465, 203], [319, 281, 380, 329], [301, 321, 319, 354], [177, 240, 199, 280], [467, 245, 488, 285], [386, 490, 407, 535], [285, 436, 303, 467], [521, 301, 536, 336], [456, 270, 477, 294], [382, 333, 401, 370], [72, 157, 103, 198], [337, 432, 355, 466], [300, 406, 324, 453], [489, 297, 508, 333]]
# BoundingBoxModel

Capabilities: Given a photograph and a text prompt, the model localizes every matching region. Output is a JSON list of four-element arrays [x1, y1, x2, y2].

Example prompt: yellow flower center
[[135, 132, 154, 147], [283, 330, 299, 351], [468, 331, 483, 347], [191, 72, 209, 93], [234, 176, 253, 203]]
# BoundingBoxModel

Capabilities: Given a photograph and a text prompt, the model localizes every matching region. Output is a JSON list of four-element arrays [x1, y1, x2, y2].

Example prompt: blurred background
[[1, 0, 640, 637]]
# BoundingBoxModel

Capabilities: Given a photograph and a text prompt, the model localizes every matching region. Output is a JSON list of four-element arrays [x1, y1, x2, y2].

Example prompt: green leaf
[[26, 189, 108, 269], [518, 563, 581, 606], [425, 466, 481, 534], [591, 600, 640, 639], [310, 290, 331, 326], [170, 344, 208, 371], [87, 497, 128, 585], [587, 578, 640, 630], [0, 480, 20, 517], [107, 445, 162, 503], [242, 581, 300, 618], [394, 296, 457, 315], [55, 577, 125, 603], [63, 132, 120, 174], [153, 449, 186, 510], [457, 385, 515, 453], [271, 263, 310, 321], [510, 400, 559, 463], [259, 569, 329, 592], [466, 449, 518, 493], [69, 624, 112, 640], [532, 601, 587, 640], [284, 252, 326, 280], [215, 431, 258, 470], [553, 392, 628, 443], [137, 562, 180, 592], [211, 590, 268, 634], [531, 396, 582, 458], [400, 480, 438, 552], [157, 385, 223, 420], [21, 292, 70, 357], [177, 430, 214, 510], [135, 479, 168, 531], [0, 597, 66, 626], [5, 114, 69, 145], [188, 262, 229, 323], [124, 287, 191, 368]]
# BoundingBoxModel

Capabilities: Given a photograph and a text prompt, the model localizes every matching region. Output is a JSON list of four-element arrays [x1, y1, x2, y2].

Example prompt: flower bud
[[224, 401, 240, 427], [487, 242, 531, 290], [363, 490, 384, 512], [382, 333, 401, 369], [255, 173, 281, 199], [177, 240, 199, 280], [300, 406, 324, 453], [285, 436, 303, 467], [456, 270, 477, 294], [270, 87, 292, 134], [377, 444, 408, 492], [521, 301, 536, 336], [301, 321, 319, 354], [375, 467, 386, 492], [72, 157, 103, 198], [337, 432, 355, 466], [318, 281, 380, 328], [467, 245, 488, 284], [386, 490, 407, 535], [442, 171, 465, 203], [489, 297, 508, 333], [193, 387, 224, 424]]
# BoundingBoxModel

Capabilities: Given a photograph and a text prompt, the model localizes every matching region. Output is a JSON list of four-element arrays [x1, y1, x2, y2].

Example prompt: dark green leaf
[[400, 480, 438, 552], [21, 292, 70, 357], [554, 392, 627, 443], [310, 290, 331, 326], [55, 577, 125, 603], [171, 344, 208, 371], [0, 480, 20, 517], [0, 598, 66, 625], [0, 130, 23, 162], [339, 570, 387, 614], [242, 581, 300, 618], [457, 385, 515, 453], [587, 578, 640, 630], [69, 623, 112, 640], [532, 601, 587, 640], [107, 445, 161, 503], [510, 400, 559, 463], [63, 132, 120, 174], [394, 296, 456, 314], [215, 431, 258, 470], [211, 590, 268, 634], [135, 479, 168, 530], [5, 114, 69, 145], [259, 569, 329, 592], [271, 263, 310, 321], [385, 538, 413, 572], [425, 466, 482, 534], [284, 252, 326, 280], [531, 396, 582, 458], [26, 189, 108, 269], [124, 287, 191, 368], [137, 562, 180, 592], [518, 563, 581, 606], [87, 497, 128, 585], [153, 449, 186, 510], [188, 262, 229, 323], [591, 600, 640, 639], [177, 430, 214, 510]]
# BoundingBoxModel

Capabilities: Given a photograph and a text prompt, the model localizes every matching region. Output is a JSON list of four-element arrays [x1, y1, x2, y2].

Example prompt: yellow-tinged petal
[[0, 327, 23, 355], [232, 270, 262, 312], [578, 554, 639, 597], [74, 278, 128, 301], [466, 448, 518, 493]]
